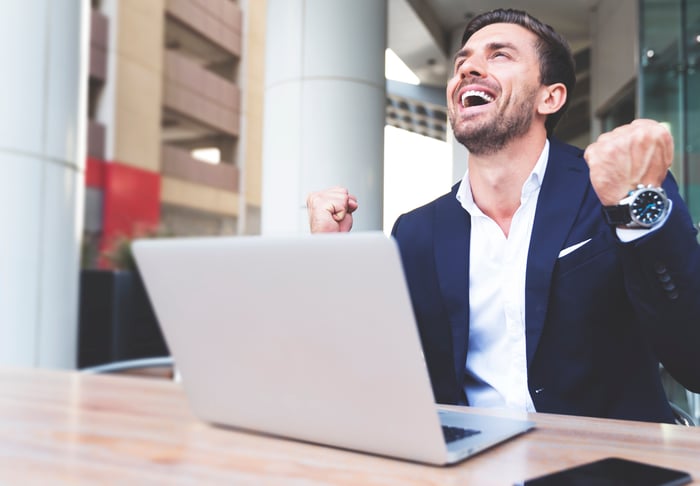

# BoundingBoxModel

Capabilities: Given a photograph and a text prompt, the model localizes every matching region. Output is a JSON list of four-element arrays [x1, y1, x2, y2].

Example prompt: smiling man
[[306, 9, 700, 423]]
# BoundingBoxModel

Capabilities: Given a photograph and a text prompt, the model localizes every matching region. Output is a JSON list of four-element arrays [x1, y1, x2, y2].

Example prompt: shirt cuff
[[616, 200, 674, 243]]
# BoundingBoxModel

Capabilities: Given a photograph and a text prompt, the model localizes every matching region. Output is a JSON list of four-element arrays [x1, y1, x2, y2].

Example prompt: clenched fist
[[584, 119, 673, 206], [306, 186, 358, 233]]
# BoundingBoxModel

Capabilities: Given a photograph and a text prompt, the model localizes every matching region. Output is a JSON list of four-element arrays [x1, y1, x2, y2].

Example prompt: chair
[[80, 356, 176, 380], [670, 401, 696, 426], [659, 364, 696, 426], [687, 391, 700, 424]]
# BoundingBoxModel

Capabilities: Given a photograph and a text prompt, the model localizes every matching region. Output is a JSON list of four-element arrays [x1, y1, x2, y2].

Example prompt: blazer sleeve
[[618, 173, 700, 392]]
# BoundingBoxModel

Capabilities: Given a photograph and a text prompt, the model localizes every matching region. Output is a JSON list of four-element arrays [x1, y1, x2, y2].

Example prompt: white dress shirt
[[455, 141, 550, 412]]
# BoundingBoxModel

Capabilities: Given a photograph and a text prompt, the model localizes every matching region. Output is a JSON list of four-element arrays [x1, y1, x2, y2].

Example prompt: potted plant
[[77, 229, 170, 368]]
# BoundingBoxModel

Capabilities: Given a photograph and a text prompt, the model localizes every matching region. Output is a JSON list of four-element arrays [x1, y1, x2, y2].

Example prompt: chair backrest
[[687, 391, 700, 425], [80, 356, 175, 380], [669, 401, 696, 426]]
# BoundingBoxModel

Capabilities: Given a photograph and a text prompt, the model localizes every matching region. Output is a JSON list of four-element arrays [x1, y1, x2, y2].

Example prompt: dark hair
[[461, 9, 576, 136]]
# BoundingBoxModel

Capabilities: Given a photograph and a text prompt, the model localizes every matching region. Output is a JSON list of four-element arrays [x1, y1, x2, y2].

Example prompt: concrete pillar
[[262, 0, 387, 233], [448, 25, 469, 184], [0, 1, 88, 368]]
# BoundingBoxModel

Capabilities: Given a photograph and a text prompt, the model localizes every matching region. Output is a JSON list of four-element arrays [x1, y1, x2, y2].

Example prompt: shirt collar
[[456, 139, 550, 216]]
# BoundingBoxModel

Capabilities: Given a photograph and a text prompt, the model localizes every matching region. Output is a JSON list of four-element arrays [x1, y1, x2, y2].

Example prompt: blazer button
[[654, 262, 668, 274]]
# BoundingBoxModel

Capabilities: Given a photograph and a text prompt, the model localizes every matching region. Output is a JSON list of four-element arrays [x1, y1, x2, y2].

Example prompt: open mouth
[[461, 90, 495, 108]]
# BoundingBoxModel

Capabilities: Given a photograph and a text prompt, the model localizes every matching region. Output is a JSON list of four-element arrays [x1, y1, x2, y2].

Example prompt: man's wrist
[[615, 200, 673, 242], [601, 185, 670, 229]]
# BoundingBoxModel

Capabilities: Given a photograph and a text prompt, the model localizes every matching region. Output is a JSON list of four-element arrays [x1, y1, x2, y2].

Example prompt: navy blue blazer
[[391, 138, 700, 423]]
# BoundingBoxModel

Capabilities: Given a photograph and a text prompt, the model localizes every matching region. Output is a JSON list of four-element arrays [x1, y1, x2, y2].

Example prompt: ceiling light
[[385, 48, 420, 85]]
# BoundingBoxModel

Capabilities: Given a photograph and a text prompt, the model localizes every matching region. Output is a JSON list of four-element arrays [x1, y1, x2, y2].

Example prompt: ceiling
[[388, 0, 601, 87]]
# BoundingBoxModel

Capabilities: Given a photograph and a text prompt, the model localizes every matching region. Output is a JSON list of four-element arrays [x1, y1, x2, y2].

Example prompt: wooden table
[[1, 366, 699, 485]]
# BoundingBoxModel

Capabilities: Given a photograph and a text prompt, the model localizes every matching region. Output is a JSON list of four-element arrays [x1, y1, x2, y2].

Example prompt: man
[[306, 9, 700, 423]]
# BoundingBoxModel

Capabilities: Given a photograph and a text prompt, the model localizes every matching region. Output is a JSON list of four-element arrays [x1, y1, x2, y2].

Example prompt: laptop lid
[[132, 232, 532, 465]]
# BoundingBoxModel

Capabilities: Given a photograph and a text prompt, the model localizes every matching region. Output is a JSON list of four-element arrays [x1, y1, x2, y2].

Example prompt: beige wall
[[113, 0, 164, 172], [161, 176, 240, 216], [243, 0, 266, 210], [590, 0, 638, 138]]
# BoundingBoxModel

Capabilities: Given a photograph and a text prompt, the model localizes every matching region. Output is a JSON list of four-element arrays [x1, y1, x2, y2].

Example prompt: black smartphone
[[517, 457, 692, 486]]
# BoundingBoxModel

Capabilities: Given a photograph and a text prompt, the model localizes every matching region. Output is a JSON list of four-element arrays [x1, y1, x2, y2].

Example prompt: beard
[[450, 87, 538, 156]]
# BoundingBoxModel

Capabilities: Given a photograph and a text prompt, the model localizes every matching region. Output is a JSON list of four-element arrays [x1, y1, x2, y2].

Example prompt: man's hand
[[306, 186, 358, 233], [584, 119, 673, 206]]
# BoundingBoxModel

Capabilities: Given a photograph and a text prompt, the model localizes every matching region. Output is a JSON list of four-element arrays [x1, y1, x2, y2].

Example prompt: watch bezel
[[628, 187, 668, 228]]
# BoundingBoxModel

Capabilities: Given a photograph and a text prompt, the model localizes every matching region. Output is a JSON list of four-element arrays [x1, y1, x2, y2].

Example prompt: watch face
[[630, 189, 666, 226]]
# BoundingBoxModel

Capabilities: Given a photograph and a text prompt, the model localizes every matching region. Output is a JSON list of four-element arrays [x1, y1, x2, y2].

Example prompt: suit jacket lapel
[[434, 184, 471, 382], [525, 139, 589, 367], [431, 140, 589, 386]]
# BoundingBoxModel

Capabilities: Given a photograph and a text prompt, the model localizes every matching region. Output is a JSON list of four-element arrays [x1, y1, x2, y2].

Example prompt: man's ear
[[538, 83, 567, 115]]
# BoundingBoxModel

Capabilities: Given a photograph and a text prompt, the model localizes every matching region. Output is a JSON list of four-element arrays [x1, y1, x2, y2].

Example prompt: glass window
[[686, 0, 700, 225], [640, 0, 700, 227]]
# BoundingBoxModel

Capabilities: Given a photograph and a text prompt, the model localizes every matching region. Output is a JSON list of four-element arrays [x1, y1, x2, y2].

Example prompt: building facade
[[85, 0, 266, 267]]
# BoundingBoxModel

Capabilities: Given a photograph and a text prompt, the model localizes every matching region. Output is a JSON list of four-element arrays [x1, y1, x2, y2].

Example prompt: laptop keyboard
[[442, 425, 481, 444]]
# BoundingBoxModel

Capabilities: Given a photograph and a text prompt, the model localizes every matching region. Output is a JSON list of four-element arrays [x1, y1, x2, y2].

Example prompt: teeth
[[461, 90, 494, 107]]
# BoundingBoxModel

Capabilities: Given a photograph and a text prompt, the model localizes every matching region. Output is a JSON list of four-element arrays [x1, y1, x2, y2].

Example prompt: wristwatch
[[601, 184, 670, 228]]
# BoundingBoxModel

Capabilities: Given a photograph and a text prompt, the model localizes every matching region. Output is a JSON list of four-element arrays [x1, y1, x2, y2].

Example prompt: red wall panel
[[85, 157, 106, 188], [100, 162, 161, 256]]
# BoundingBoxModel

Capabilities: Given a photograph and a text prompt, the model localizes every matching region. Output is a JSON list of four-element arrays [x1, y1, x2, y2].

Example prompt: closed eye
[[486, 41, 518, 60]]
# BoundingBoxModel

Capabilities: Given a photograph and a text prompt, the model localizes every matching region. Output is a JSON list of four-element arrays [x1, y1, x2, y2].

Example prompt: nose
[[457, 56, 487, 79]]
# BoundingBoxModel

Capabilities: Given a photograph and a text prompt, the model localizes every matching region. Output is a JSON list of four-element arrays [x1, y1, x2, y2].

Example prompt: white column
[[0, 1, 88, 368], [262, 0, 387, 233], [448, 25, 468, 183]]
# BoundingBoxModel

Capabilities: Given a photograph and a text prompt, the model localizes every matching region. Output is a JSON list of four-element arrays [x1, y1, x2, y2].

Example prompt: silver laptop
[[132, 231, 534, 465]]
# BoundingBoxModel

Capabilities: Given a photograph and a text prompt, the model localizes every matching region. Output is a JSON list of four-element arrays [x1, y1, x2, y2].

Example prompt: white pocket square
[[558, 238, 592, 258]]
